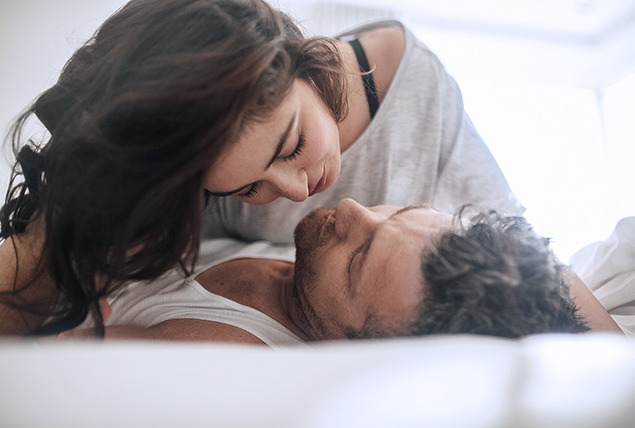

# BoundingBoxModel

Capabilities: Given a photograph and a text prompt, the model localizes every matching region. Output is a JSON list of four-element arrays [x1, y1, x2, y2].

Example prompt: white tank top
[[103, 239, 308, 348]]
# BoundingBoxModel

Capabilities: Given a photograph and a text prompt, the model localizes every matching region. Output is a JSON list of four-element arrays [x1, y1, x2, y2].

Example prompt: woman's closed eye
[[282, 134, 305, 162], [237, 181, 260, 199], [237, 134, 305, 199]]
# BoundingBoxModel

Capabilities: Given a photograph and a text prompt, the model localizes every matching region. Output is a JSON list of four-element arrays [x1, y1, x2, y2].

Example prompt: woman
[[203, 20, 524, 243], [0, 0, 521, 336]]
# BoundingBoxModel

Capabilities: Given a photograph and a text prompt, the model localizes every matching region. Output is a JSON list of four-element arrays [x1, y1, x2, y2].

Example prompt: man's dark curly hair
[[412, 209, 589, 337]]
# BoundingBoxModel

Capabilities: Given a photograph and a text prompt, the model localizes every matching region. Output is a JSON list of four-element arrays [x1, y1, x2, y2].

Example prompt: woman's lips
[[309, 168, 328, 197]]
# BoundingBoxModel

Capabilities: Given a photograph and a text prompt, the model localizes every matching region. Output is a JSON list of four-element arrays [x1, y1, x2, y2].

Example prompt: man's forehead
[[362, 204, 453, 279], [358, 234, 428, 334], [361, 205, 453, 284]]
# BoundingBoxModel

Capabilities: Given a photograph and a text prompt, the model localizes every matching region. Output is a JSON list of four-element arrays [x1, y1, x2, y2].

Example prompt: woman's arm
[[565, 269, 623, 334], [0, 219, 56, 336]]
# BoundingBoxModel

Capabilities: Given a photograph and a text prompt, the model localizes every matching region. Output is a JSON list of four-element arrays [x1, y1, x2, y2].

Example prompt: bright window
[[459, 78, 625, 262]]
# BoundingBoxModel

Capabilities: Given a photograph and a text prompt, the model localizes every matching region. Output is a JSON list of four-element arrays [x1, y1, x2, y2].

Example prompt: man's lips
[[317, 210, 330, 233], [309, 168, 327, 197]]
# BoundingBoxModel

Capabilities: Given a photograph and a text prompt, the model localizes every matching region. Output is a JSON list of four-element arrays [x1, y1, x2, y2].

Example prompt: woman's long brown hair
[[0, 0, 347, 335]]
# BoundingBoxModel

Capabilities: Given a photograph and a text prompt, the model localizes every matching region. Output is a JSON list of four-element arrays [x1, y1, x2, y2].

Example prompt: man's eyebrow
[[207, 113, 297, 197], [391, 204, 430, 218], [347, 230, 376, 297], [347, 205, 430, 294]]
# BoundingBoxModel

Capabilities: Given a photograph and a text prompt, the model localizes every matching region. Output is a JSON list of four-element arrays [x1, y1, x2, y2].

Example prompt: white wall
[[404, 18, 635, 261], [603, 73, 635, 222], [0, 0, 129, 193], [459, 80, 617, 260]]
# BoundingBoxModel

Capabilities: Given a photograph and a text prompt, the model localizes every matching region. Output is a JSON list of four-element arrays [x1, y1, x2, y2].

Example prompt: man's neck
[[194, 258, 310, 341]]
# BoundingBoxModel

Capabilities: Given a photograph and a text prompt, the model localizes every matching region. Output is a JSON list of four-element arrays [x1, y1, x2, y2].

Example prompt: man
[[65, 199, 621, 345]]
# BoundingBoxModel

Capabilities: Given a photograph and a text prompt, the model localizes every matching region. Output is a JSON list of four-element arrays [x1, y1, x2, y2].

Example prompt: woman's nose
[[334, 198, 378, 240], [268, 169, 308, 202]]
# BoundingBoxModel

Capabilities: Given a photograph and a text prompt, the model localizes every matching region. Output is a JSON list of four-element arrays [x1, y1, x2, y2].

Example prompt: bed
[[1, 217, 634, 428]]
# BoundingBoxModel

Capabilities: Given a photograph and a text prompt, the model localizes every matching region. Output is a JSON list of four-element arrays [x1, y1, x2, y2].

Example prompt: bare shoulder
[[357, 25, 405, 101], [358, 25, 406, 62], [152, 318, 268, 345]]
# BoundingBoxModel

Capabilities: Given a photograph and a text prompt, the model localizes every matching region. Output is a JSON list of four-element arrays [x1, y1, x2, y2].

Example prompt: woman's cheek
[[310, 125, 339, 162]]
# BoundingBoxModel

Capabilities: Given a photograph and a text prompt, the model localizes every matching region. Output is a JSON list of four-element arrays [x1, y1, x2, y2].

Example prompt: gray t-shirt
[[203, 20, 524, 244]]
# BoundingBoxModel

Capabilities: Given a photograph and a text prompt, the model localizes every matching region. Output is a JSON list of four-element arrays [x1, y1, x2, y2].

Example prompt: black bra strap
[[349, 38, 379, 119]]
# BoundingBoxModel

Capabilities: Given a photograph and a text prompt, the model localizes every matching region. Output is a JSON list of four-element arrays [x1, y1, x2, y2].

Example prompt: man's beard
[[293, 207, 336, 255], [291, 207, 336, 341]]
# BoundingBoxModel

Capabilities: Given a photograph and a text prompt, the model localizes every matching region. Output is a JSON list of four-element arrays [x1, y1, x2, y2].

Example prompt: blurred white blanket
[[570, 217, 635, 336], [1, 334, 635, 428]]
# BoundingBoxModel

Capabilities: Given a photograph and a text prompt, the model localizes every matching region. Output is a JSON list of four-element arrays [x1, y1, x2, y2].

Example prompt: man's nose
[[268, 169, 308, 202], [334, 199, 378, 240]]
